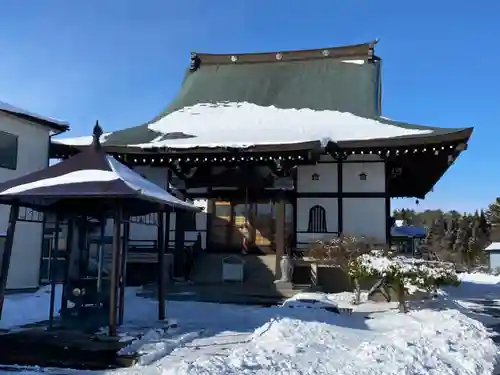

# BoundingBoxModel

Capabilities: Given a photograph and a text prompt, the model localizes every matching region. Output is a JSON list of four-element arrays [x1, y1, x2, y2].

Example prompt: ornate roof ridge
[[191, 40, 378, 66]]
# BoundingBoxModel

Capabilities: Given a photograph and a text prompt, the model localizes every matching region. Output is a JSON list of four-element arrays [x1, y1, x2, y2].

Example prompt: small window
[[0, 131, 18, 170]]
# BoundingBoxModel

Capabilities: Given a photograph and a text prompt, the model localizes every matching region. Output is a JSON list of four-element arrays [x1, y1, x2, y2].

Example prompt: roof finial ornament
[[189, 53, 201, 72], [92, 120, 103, 149]]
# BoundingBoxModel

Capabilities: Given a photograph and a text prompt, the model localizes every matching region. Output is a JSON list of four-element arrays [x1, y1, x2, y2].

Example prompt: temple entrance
[[211, 199, 293, 253]]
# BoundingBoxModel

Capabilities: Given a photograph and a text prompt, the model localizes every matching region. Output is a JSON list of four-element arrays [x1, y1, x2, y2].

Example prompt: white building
[[0, 102, 68, 290]]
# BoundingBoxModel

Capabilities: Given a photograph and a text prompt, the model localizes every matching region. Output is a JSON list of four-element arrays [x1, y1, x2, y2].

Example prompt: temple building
[[50, 41, 472, 291]]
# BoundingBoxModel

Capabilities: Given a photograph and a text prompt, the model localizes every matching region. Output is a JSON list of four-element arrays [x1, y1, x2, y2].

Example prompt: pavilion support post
[[157, 210, 166, 321], [96, 217, 106, 294], [61, 216, 75, 313], [0, 203, 19, 319], [49, 214, 61, 329], [109, 207, 123, 336], [274, 196, 289, 284], [118, 215, 130, 326], [174, 210, 185, 278]]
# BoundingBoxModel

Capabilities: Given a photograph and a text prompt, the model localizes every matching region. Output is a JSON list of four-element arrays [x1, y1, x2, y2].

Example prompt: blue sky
[[0, 0, 497, 213]]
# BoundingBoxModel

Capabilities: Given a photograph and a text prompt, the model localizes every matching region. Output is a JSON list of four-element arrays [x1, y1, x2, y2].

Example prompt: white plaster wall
[[0, 113, 51, 289], [296, 198, 338, 248], [297, 164, 338, 193], [343, 156, 385, 193], [343, 198, 386, 243]]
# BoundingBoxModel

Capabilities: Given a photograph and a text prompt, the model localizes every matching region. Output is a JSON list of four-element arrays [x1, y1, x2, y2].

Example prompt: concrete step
[[190, 253, 277, 286]]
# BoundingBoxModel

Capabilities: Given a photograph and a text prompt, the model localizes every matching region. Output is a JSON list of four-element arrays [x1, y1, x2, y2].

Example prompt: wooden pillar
[[118, 216, 130, 326], [275, 198, 285, 279], [48, 214, 61, 328], [384, 160, 392, 247], [174, 210, 184, 277], [108, 208, 122, 336], [0, 203, 19, 319], [157, 211, 166, 320], [205, 193, 214, 250], [61, 216, 74, 312], [337, 157, 344, 235]]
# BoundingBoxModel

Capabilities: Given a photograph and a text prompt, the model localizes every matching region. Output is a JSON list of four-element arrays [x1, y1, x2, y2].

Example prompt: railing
[[129, 213, 158, 226]]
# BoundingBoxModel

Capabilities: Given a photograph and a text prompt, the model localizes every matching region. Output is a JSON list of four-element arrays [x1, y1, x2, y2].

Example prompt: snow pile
[[458, 272, 500, 285], [0, 285, 62, 329], [56, 102, 433, 149], [165, 309, 497, 375]]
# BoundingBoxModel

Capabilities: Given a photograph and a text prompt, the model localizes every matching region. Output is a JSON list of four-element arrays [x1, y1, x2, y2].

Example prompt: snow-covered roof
[[0, 137, 199, 215], [54, 102, 436, 150], [0, 101, 69, 132], [484, 242, 500, 252]]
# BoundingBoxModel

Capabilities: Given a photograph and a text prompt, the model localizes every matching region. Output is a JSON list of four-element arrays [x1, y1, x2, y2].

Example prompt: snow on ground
[[0, 285, 61, 330], [1, 275, 500, 374]]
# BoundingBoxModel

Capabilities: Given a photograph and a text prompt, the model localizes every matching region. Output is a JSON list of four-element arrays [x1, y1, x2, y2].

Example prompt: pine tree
[[453, 215, 470, 266], [486, 198, 500, 226]]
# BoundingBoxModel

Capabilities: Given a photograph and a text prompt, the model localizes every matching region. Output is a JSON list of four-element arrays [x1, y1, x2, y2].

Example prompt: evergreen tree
[[486, 197, 500, 226], [453, 216, 470, 265]]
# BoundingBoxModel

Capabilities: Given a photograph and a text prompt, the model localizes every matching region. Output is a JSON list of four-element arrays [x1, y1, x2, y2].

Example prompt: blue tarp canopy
[[391, 225, 425, 238]]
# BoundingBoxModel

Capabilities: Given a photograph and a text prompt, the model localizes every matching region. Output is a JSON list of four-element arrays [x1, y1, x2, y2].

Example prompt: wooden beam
[[118, 216, 130, 326], [108, 208, 123, 336], [48, 214, 61, 328], [0, 203, 19, 319], [275, 198, 285, 279], [157, 211, 166, 321], [61, 216, 74, 313]]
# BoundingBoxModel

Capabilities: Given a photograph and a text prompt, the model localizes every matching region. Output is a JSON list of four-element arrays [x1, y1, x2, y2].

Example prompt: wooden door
[[211, 201, 232, 250], [252, 202, 275, 254]]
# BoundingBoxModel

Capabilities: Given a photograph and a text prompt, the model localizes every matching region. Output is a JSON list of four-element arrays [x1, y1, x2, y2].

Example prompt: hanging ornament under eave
[[415, 199, 419, 206]]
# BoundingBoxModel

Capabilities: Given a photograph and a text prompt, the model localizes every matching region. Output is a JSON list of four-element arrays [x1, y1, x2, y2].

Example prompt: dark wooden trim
[[318, 159, 383, 164], [385, 163, 391, 246], [119, 216, 130, 325], [337, 158, 343, 234], [48, 214, 60, 328], [187, 189, 296, 201], [60, 216, 74, 313], [205, 189, 213, 249], [108, 207, 123, 336], [297, 192, 386, 198], [157, 211, 166, 321], [291, 173, 298, 250], [164, 169, 171, 252], [194, 41, 374, 65]]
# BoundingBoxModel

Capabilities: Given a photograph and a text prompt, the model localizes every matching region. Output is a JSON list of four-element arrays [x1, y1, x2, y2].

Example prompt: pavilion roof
[[0, 124, 199, 217]]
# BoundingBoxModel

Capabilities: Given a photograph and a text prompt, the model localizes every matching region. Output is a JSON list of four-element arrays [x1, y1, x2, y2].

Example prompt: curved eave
[[50, 140, 324, 158], [334, 127, 473, 149]]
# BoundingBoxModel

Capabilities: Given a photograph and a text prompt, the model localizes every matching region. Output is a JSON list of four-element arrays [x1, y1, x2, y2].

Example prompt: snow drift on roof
[[0, 100, 69, 127], [54, 133, 110, 146], [56, 102, 433, 149], [0, 155, 198, 211]]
